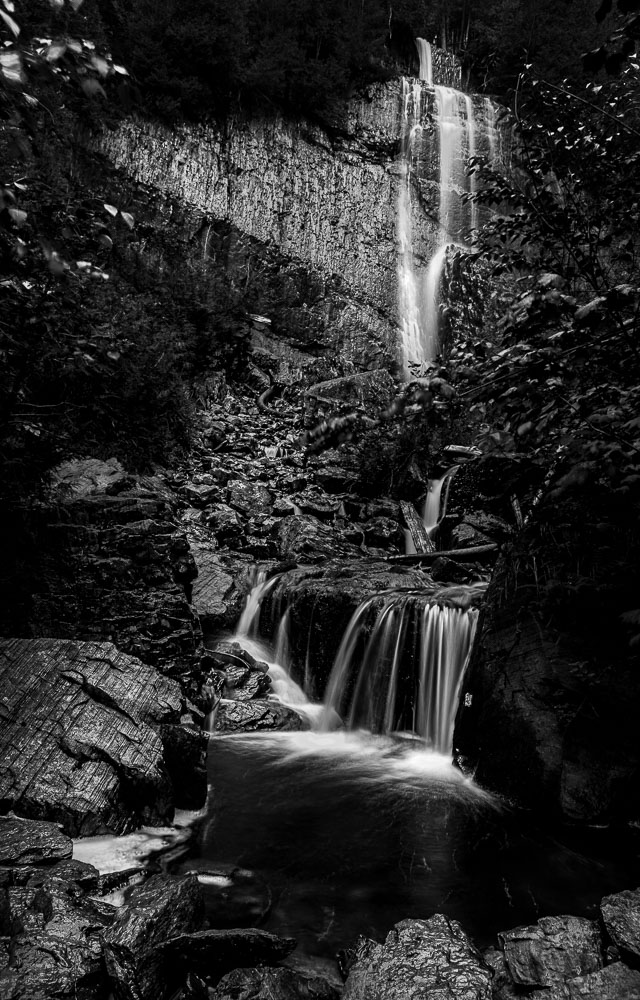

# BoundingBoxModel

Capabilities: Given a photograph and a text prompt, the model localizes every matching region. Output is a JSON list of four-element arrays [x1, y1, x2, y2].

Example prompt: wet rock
[[0, 874, 115, 1000], [529, 961, 640, 999], [190, 546, 242, 632], [3, 485, 202, 676], [206, 640, 269, 674], [201, 505, 244, 543], [26, 859, 100, 891], [162, 928, 296, 985], [601, 887, 640, 959], [363, 499, 402, 521], [0, 817, 73, 867], [499, 915, 602, 988], [184, 483, 223, 507], [430, 556, 474, 585], [304, 371, 396, 427], [212, 966, 340, 1000], [223, 667, 272, 701], [0, 639, 182, 836], [258, 561, 431, 699], [159, 724, 209, 810], [103, 873, 204, 1000], [464, 510, 513, 542], [227, 481, 274, 516], [213, 700, 306, 733], [450, 521, 493, 549], [483, 947, 519, 999], [52, 457, 128, 496], [277, 514, 362, 562], [362, 516, 403, 549], [343, 915, 492, 1000]]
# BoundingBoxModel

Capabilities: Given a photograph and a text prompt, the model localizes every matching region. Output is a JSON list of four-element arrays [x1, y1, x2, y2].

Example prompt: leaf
[[69, 0, 85, 9], [7, 208, 27, 226], [0, 9, 19, 35], [0, 50, 23, 84], [97, 233, 113, 249], [103, 203, 118, 217], [620, 609, 640, 625], [120, 211, 134, 229], [45, 41, 67, 62], [80, 77, 107, 98]]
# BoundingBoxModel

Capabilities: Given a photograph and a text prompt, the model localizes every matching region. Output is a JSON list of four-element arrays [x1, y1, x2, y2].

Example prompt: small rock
[[227, 480, 274, 516], [214, 700, 306, 733]]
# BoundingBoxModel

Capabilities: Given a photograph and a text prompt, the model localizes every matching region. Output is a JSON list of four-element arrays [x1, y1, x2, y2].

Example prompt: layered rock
[[0, 638, 195, 835]]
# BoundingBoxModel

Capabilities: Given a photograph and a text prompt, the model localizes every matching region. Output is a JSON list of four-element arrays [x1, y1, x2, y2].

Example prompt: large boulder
[[528, 962, 640, 999], [162, 928, 296, 985], [0, 817, 73, 867], [0, 638, 184, 835], [342, 915, 492, 1000], [211, 966, 339, 1000]]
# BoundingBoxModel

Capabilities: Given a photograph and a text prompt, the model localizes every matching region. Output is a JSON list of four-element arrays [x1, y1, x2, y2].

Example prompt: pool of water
[[170, 730, 640, 961]]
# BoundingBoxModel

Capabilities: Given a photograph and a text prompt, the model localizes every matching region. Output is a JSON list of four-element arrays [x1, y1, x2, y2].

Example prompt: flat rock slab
[[0, 638, 183, 836], [190, 546, 242, 631], [103, 873, 204, 1000], [343, 915, 492, 1000], [601, 887, 640, 959], [499, 915, 602, 988], [0, 817, 73, 867]]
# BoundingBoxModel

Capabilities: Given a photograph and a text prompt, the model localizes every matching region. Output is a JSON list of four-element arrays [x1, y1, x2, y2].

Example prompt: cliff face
[[97, 79, 439, 376]]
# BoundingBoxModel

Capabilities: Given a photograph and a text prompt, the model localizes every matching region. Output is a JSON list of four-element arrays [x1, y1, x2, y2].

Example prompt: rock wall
[[96, 79, 445, 374]]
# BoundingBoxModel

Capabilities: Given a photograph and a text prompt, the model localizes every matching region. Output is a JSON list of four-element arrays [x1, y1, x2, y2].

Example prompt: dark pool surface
[[171, 730, 640, 960]]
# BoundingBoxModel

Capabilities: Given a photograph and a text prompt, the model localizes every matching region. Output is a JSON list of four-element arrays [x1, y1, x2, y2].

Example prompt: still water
[[172, 729, 640, 961]]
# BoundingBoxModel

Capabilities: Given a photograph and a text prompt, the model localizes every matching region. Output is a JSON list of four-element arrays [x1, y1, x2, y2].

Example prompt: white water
[[397, 39, 500, 372], [321, 587, 482, 755]]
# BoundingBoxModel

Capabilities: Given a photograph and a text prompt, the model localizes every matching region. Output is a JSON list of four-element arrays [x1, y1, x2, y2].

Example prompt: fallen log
[[399, 500, 434, 554], [387, 543, 499, 564]]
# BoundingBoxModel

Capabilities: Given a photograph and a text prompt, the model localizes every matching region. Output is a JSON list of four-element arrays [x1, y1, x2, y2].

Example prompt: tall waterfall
[[322, 588, 482, 755], [397, 39, 499, 374]]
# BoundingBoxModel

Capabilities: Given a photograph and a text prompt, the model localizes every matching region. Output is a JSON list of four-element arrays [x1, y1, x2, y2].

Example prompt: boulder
[[162, 928, 296, 985], [499, 915, 602, 988], [213, 700, 306, 733], [211, 966, 340, 1000], [601, 887, 640, 960], [0, 871, 115, 999], [0, 817, 73, 867], [227, 481, 274, 516], [103, 874, 204, 1000], [0, 639, 182, 835], [189, 545, 243, 632], [277, 515, 362, 562], [342, 915, 492, 1000], [201, 505, 244, 543]]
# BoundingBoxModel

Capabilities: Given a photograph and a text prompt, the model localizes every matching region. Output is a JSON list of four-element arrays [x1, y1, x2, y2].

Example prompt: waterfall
[[321, 588, 481, 756], [397, 40, 500, 373], [422, 463, 459, 537]]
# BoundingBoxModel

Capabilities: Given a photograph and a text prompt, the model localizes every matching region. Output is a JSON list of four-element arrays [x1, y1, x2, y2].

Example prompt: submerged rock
[[0, 638, 183, 835], [342, 915, 492, 1000], [499, 915, 602, 988]]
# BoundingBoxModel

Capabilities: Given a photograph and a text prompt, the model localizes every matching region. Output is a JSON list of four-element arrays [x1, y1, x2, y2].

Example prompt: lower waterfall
[[232, 571, 482, 757]]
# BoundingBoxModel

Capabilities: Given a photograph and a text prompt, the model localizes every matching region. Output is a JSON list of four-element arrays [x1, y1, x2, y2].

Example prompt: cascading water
[[397, 39, 501, 372], [321, 587, 481, 755]]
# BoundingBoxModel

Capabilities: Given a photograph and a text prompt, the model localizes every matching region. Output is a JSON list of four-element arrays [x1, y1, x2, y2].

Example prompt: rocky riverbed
[[1, 372, 639, 999]]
